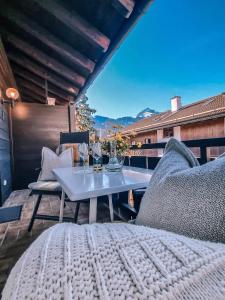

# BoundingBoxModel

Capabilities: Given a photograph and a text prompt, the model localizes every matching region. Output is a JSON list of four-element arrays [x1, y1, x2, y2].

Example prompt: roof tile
[[123, 93, 225, 133]]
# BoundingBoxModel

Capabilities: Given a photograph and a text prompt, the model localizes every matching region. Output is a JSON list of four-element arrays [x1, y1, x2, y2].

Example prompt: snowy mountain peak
[[94, 107, 159, 130], [136, 107, 158, 119]]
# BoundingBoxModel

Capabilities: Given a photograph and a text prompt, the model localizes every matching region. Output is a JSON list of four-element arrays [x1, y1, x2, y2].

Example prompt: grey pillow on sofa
[[136, 138, 225, 243]]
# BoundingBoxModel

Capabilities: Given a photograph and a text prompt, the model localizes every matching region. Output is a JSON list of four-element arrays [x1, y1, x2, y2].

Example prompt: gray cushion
[[136, 138, 225, 243], [28, 181, 61, 192]]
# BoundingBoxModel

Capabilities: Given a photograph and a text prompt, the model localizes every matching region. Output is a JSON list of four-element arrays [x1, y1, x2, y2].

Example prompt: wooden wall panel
[[0, 103, 12, 205], [131, 130, 157, 144], [0, 38, 20, 100], [12, 102, 70, 189], [0, 38, 16, 205], [181, 118, 225, 140], [130, 131, 158, 157], [181, 118, 225, 157]]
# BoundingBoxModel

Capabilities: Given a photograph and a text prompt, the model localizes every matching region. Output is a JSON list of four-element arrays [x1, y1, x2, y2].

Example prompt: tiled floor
[[0, 189, 114, 294]]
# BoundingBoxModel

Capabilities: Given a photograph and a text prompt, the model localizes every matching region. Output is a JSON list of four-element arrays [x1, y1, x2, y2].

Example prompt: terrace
[[1, 1, 225, 299]]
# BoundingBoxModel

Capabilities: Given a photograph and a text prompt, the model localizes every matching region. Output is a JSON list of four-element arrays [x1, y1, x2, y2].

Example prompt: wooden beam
[[0, 38, 20, 100], [13, 65, 73, 102], [16, 78, 67, 104], [17, 80, 67, 105], [21, 98, 36, 104], [0, 6, 95, 74], [7, 51, 79, 96], [21, 90, 64, 105], [21, 90, 66, 106], [32, 0, 110, 52], [17, 83, 47, 103], [112, 0, 135, 18], [2, 31, 85, 87], [20, 88, 64, 106], [20, 90, 45, 104], [20, 94, 42, 104]]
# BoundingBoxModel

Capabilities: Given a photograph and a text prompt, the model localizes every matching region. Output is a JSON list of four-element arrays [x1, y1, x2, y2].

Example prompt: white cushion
[[38, 147, 73, 181], [28, 181, 61, 192]]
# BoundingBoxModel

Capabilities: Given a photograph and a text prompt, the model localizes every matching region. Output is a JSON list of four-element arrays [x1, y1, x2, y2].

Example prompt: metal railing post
[[200, 146, 207, 164]]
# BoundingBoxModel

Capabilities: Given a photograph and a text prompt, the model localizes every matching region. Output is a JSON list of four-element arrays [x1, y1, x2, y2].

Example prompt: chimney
[[171, 96, 181, 112]]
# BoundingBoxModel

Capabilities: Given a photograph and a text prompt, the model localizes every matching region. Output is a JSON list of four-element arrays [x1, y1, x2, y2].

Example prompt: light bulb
[[6, 88, 19, 100]]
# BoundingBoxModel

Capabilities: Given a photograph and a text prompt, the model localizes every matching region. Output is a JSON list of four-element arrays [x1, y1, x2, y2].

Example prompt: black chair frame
[[28, 131, 90, 232]]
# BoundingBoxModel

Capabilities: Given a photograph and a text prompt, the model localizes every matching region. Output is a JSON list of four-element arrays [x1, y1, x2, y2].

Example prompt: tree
[[75, 95, 96, 134]]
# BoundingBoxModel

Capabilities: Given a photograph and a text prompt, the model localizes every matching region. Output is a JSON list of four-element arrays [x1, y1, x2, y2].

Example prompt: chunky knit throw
[[3, 223, 225, 300]]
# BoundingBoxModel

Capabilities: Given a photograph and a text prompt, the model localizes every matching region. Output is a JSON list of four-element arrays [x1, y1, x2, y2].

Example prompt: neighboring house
[[122, 93, 225, 157]]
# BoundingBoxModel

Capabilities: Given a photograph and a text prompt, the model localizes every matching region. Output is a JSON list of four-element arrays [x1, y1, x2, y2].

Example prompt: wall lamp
[[0, 87, 20, 107]]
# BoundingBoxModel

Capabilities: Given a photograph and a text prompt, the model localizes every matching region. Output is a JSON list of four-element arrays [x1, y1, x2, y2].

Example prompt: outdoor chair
[[5, 138, 225, 299], [118, 189, 146, 220], [27, 131, 89, 232]]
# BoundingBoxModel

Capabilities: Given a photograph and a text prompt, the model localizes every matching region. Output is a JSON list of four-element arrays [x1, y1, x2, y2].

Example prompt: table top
[[53, 166, 153, 201]]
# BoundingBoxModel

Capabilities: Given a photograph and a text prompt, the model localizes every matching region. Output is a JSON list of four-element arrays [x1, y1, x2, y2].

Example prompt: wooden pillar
[[74, 104, 79, 131], [224, 117, 225, 136], [157, 129, 164, 157], [68, 104, 75, 132], [173, 126, 181, 140]]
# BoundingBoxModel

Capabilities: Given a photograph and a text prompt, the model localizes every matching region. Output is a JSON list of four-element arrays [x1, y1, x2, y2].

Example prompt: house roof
[[122, 93, 225, 134], [0, 0, 153, 105]]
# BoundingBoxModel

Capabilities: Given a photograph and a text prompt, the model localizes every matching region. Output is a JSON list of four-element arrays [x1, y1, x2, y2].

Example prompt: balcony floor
[[0, 190, 113, 294]]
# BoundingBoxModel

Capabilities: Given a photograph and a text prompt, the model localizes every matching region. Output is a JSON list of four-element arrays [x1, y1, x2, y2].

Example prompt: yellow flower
[[137, 142, 142, 148]]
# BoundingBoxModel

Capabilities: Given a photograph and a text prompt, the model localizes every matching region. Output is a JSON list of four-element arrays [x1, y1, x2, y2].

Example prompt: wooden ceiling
[[0, 0, 152, 105]]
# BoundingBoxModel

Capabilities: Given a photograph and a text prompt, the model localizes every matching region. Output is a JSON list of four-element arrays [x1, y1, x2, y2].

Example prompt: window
[[145, 138, 151, 144], [163, 127, 174, 138]]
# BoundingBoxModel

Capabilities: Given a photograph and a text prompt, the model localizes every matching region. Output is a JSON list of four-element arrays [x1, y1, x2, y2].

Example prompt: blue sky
[[87, 0, 225, 118]]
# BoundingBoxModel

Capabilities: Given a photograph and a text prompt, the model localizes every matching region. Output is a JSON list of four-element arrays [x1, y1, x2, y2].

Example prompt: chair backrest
[[60, 131, 89, 145]]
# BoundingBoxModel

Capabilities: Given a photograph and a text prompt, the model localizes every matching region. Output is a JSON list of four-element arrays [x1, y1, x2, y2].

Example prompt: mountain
[[93, 108, 159, 132], [136, 107, 158, 119]]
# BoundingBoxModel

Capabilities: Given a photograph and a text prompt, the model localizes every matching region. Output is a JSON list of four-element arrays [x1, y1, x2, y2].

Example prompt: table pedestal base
[[89, 197, 97, 223], [59, 192, 114, 224]]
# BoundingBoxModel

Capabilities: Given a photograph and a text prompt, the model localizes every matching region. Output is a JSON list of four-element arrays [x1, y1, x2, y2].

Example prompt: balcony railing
[[116, 137, 225, 218], [123, 137, 225, 169]]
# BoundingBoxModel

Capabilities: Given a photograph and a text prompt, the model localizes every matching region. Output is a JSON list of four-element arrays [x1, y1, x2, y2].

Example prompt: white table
[[53, 166, 153, 224]]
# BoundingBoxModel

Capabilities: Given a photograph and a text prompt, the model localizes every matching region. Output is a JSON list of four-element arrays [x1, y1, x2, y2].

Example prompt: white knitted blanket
[[3, 223, 225, 300]]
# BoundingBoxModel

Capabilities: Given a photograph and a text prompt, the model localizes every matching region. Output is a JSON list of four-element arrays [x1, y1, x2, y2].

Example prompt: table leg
[[59, 190, 65, 223], [108, 194, 114, 222], [89, 197, 97, 224]]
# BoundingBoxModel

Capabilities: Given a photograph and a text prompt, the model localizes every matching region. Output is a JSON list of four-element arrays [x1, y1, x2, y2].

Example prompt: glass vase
[[106, 141, 124, 172]]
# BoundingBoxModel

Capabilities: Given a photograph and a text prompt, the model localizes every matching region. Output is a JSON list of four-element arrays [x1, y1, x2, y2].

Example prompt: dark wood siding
[[0, 103, 12, 205], [12, 102, 71, 189], [0, 38, 17, 205]]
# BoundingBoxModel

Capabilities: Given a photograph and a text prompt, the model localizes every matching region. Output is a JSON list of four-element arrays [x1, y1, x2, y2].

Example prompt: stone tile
[[0, 224, 8, 235]]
